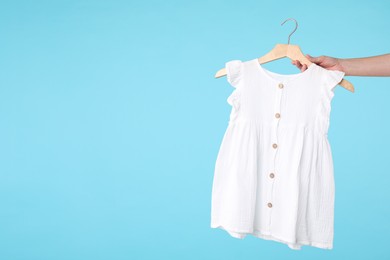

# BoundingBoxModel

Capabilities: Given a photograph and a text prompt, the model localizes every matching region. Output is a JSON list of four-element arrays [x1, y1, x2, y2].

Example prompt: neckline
[[253, 58, 316, 84]]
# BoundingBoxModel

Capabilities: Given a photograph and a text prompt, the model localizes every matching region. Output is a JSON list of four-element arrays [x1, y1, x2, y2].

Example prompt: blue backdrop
[[0, 0, 389, 259]]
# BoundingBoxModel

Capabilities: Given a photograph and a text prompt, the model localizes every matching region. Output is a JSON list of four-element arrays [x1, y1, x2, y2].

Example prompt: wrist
[[337, 58, 348, 76]]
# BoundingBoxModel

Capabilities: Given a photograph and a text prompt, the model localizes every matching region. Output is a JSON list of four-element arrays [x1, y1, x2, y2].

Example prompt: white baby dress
[[210, 58, 345, 250]]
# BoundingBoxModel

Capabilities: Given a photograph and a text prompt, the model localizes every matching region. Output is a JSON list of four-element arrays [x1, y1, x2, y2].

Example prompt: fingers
[[292, 59, 308, 72], [292, 59, 302, 69], [293, 54, 329, 71]]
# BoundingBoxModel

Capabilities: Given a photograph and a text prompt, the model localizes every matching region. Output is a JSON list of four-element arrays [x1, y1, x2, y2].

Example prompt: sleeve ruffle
[[324, 69, 345, 92], [225, 60, 242, 88], [227, 89, 241, 111]]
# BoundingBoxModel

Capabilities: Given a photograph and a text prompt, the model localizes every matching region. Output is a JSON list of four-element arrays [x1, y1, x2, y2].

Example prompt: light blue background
[[0, 0, 389, 259]]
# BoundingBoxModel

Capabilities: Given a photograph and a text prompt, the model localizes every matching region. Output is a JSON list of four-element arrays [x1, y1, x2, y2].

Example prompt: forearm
[[338, 53, 390, 76]]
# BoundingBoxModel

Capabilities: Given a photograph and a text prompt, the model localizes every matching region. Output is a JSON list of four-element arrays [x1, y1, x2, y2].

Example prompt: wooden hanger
[[215, 18, 355, 93]]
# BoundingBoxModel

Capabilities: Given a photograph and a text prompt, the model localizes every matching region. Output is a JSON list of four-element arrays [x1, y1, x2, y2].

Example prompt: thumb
[[306, 54, 322, 64]]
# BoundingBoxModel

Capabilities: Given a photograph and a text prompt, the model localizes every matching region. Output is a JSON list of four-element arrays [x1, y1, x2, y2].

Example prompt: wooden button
[[275, 113, 280, 118], [267, 202, 273, 208], [272, 143, 278, 149], [269, 173, 275, 178], [278, 83, 284, 89]]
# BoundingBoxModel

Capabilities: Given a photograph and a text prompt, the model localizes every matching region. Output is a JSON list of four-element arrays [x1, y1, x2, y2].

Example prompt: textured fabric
[[210, 58, 345, 250]]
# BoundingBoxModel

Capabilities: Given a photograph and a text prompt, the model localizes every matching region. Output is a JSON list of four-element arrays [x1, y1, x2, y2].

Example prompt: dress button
[[272, 143, 278, 149], [267, 202, 273, 208], [269, 173, 275, 178], [278, 83, 284, 89], [275, 113, 280, 118]]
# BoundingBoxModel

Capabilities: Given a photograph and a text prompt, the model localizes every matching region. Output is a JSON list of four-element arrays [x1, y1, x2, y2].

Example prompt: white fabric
[[210, 59, 345, 250]]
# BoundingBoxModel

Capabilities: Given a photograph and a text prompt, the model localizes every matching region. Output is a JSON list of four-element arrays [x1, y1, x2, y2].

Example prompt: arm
[[292, 53, 390, 77], [339, 53, 390, 76]]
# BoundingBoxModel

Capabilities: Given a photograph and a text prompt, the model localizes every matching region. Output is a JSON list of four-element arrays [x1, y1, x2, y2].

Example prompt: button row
[[268, 172, 275, 207], [267, 83, 284, 211]]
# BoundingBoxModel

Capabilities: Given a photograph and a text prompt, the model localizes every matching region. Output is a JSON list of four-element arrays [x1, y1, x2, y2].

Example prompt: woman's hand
[[292, 54, 344, 72], [292, 53, 390, 76]]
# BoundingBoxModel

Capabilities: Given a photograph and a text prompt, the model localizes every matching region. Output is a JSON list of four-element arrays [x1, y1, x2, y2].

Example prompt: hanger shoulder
[[339, 78, 355, 92], [214, 67, 227, 78]]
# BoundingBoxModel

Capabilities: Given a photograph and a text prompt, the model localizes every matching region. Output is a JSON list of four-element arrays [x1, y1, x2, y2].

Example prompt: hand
[[292, 54, 344, 72]]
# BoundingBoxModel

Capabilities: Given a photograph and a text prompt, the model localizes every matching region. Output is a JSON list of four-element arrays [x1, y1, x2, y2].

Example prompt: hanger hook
[[280, 18, 298, 44]]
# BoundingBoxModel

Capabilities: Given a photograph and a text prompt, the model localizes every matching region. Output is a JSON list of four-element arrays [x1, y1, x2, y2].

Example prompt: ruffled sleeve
[[225, 60, 243, 88], [323, 69, 345, 92]]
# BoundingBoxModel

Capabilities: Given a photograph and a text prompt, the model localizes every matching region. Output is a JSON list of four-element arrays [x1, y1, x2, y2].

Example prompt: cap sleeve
[[323, 69, 345, 92], [225, 60, 242, 88]]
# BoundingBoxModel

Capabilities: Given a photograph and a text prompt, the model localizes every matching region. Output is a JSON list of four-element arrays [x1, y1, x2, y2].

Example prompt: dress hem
[[210, 222, 333, 250]]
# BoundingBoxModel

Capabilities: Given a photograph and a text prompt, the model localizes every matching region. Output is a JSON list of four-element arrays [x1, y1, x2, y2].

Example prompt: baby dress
[[210, 58, 345, 250]]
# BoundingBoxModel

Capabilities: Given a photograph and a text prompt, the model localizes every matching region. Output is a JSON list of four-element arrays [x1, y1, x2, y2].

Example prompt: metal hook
[[281, 18, 298, 44]]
